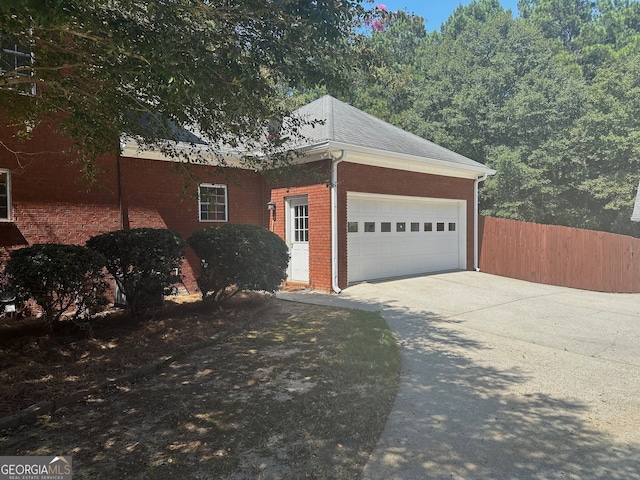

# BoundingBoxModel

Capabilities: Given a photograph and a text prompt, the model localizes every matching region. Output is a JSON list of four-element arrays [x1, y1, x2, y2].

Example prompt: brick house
[[0, 95, 494, 294]]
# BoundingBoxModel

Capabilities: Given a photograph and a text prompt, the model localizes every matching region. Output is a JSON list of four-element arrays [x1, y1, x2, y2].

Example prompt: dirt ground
[[0, 294, 260, 418], [0, 293, 400, 479]]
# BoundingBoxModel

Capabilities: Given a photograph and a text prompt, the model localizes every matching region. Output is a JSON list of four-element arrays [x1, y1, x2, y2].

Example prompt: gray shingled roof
[[294, 95, 492, 172], [632, 179, 640, 221]]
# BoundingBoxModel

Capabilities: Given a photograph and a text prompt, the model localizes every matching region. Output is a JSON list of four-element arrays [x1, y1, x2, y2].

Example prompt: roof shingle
[[294, 95, 491, 171]]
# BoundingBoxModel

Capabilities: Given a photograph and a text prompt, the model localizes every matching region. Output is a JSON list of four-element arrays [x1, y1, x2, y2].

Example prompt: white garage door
[[347, 193, 466, 283]]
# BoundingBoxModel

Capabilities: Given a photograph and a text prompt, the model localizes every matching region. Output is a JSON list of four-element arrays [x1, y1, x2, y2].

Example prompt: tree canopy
[[2, 0, 640, 236], [327, 0, 640, 236], [0, 0, 370, 170]]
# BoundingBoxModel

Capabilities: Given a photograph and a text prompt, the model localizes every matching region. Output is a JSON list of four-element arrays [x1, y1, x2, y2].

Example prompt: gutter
[[117, 141, 125, 230], [474, 173, 489, 271], [330, 150, 346, 293], [322, 141, 494, 179], [297, 141, 494, 179]]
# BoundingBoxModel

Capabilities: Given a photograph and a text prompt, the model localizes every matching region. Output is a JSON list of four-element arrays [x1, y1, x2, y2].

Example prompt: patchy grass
[[0, 295, 400, 479]]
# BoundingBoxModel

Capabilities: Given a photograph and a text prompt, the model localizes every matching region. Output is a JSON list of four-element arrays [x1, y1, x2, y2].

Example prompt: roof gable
[[294, 95, 492, 173]]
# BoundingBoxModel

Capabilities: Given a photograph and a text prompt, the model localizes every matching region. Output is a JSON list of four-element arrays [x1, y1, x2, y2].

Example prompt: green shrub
[[188, 224, 289, 304], [86, 228, 185, 315], [5, 244, 108, 329]]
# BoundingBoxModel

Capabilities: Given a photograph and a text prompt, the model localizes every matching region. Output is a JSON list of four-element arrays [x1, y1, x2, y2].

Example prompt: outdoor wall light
[[266, 201, 277, 230]]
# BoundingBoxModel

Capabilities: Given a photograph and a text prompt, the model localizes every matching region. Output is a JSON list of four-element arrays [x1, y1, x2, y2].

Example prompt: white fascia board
[[288, 141, 330, 158], [321, 141, 496, 180], [120, 138, 244, 167]]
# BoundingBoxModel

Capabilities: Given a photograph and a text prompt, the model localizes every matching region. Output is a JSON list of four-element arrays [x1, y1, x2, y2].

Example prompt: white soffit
[[120, 139, 244, 167]]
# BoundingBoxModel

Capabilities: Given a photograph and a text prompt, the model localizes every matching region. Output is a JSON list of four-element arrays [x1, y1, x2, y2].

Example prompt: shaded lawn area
[[0, 295, 400, 479]]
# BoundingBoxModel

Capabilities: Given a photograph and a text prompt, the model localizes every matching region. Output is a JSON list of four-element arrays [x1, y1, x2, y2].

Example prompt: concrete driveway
[[278, 271, 640, 479]]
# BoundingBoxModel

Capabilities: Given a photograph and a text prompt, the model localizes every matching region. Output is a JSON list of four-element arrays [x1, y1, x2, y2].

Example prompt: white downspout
[[474, 173, 488, 272], [331, 150, 346, 293]]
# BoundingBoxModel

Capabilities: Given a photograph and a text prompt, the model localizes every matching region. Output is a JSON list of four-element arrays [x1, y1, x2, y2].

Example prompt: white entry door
[[287, 197, 309, 282]]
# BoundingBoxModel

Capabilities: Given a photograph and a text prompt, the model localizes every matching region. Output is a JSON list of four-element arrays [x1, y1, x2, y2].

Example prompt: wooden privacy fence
[[478, 216, 640, 293]]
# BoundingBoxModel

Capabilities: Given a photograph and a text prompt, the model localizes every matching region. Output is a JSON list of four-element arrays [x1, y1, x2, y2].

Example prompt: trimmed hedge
[[188, 224, 289, 304], [5, 244, 108, 329], [86, 228, 185, 315]]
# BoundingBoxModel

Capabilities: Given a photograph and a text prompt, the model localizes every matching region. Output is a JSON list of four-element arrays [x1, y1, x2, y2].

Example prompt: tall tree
[[571, 53, 640, 235], [349, 10, 427, 125], [294, 0, 640, 235], [575, 0, 640, 77], [370, 9, 589, 225], [517, 0, 595, 50], [0, 0, 368, 171], [440, 0, 506, 37]]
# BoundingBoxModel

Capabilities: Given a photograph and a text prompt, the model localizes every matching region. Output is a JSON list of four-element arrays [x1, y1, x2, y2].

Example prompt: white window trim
[[0, 169, 12, 222], [1, 38, 36, 95], [198, 183, 228, 222]]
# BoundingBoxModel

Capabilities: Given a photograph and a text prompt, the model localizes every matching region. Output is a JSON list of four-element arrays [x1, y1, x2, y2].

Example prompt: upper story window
[[0, 36, 34, 94], [198, 184, 227, 222], [0, 170, 11, 221]]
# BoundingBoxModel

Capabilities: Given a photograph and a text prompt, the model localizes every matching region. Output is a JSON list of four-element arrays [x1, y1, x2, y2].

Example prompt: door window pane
[[294, 204, 309, 241]]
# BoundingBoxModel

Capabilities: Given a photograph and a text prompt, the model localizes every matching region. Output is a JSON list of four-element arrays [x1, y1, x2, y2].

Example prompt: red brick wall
[[0, 124, 271, 293], [1, 124, 477, 294], [337, 162, 476, 289], [121, 159, 268, 233], [0, 123, 121, 267], [269, 184, 332, 292], [119, 157, 269, 291], [269, 161, 476, 292]]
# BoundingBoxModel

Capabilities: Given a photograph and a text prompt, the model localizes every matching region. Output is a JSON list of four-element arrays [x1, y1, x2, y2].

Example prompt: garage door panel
[[349, 242, 361, 257], [347, 193, 465, 283], [406, 237, 422, 254], [431, 254, 459, 271], [422, 204, 435, 215], [395, 202, 408, 214], [393, 239, 409, 254], [407, 203, 422, 215], [363, 200, 377, 214], [379, 200, 393, 214], [362, 241, 378, 257], [378, 241, 394, 255], [396, 255, 414, 272]]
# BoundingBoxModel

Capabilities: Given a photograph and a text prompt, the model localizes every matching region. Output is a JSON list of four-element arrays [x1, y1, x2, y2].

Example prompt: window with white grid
[[0, 170, 11, 221], [0, 37, 34, 94], [294, 204, 309, 242], [198, 184, 228, 222]]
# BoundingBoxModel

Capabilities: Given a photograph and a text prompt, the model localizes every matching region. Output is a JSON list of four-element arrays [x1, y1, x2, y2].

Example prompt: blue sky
[[374, 1, 521, 32]]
